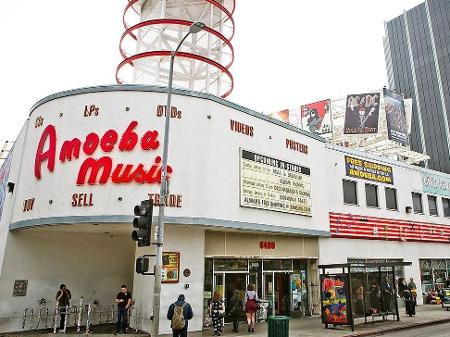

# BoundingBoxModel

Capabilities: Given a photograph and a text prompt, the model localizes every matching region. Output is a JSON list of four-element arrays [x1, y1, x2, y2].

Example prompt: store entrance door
[[264, 272, 290, 316], [225, 273, 246, 317]]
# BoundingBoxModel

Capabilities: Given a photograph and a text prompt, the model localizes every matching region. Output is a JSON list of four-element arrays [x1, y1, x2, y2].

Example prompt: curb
[[342, 317, 450, 337]]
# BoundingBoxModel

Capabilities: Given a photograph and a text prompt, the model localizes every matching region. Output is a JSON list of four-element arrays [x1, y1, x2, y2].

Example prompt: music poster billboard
[[344, 93, 380, 134]]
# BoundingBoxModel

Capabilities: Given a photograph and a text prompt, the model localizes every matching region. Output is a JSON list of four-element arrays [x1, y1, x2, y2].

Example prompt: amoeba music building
[[0, 85, 450, 333]]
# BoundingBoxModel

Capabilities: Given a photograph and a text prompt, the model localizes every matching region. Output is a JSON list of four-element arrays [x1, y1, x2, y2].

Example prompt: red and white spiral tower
[[117, 0, 235, 98]]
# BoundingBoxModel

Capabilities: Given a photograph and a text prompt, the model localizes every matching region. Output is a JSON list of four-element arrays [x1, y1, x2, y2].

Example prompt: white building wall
[[132, 225, 205, 335], [0, 122, 29, 274], [319, 144, 450, 305], [0, 230, 134, 332]]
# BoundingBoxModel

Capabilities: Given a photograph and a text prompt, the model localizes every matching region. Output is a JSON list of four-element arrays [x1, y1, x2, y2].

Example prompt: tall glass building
[[384, 0, 450, 173]]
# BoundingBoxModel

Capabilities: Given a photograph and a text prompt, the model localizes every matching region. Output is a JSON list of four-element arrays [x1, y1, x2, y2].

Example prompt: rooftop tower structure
[[117, 0, 235, 98]]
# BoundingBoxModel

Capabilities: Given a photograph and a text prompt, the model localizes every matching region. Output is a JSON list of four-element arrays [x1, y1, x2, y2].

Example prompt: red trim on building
[[329, 212, 450, 243]]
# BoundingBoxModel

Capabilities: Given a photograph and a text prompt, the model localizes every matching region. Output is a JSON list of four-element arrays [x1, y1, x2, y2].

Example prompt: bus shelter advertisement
[[240, 149, 311, 216], [321, 274, 349, 325], [345, 156, 394, 184]]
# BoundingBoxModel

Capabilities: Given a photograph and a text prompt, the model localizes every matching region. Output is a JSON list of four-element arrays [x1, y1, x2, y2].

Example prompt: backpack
[[171, 303, 186, 330]]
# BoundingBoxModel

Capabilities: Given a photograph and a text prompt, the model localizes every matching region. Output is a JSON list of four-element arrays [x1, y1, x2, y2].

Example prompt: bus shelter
[[319, 261, 412, 331]]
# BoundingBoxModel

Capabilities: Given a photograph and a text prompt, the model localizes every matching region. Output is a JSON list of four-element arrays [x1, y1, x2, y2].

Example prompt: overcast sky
[[0, 0, 423, 148]]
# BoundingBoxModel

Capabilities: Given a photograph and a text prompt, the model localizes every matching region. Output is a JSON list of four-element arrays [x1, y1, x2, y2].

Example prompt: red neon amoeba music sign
[[34, 121, 173, 186]]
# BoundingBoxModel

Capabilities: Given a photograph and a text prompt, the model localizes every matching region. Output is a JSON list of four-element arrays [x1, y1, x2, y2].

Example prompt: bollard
[[53, 305, 59, 334], [85, 303, 92, 334], [77, 298, 84, 332], [21, 308, 33, 332]]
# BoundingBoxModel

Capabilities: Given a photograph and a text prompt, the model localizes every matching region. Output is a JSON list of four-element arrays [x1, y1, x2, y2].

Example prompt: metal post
[[152, 22, 204, 337]]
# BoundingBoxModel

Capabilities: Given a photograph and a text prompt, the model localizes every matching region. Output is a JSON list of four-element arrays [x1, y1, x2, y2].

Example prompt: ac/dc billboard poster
[[383, 88, 408, 145], [344, 93, 380, 134], [321, 274, 349, 325], [301, 99, 332, 135]]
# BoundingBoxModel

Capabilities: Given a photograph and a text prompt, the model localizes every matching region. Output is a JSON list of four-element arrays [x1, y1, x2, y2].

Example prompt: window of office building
[[365, 184, 378, 207], [412, 192, 423, 214], [385, 187, 398, 210], [443, 198, 450, 218], [428, 195, 438, 216], [343, 180, 358, 205]]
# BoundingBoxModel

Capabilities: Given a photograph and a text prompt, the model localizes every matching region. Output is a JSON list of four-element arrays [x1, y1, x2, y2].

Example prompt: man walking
[[55, 284, 71, 332], [167, 294, 193, 337], [381, 276, 392, 312], [115, 285, 132, 334]]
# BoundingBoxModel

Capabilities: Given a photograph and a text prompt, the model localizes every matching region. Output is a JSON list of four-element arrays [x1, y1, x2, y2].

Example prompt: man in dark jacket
[[167, 294, 193, 337], [55, 284, 71, 332]]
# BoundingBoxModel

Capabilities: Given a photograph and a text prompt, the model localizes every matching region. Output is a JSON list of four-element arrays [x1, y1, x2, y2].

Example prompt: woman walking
[[244, 284, 258, 332], [209, 291, 224, 336]]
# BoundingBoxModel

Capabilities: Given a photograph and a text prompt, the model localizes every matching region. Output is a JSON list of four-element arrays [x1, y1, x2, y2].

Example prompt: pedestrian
[[380, 276, 392, 312], [244, 284, 258, 333], [167, 294, 194, 337], [229, 290, 242, 333], [55, 284, 71, 332], [209, 291, 225, 336], [115, 285, 132, 334], [397, 278, 407, 298], [368, 282, 380, 314], [407, 277, 417, 305], [403, 289, 416, 316], [354, 283, 364, 315]]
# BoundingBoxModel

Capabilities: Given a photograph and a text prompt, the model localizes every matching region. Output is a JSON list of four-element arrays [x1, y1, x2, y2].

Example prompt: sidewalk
[[194, 304, 450, 337], [1, 305, 449, 337]]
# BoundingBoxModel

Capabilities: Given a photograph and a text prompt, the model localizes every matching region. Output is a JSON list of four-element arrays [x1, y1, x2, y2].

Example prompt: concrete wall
[[0, 230, 134, 332], [132, 225, 205, 335]]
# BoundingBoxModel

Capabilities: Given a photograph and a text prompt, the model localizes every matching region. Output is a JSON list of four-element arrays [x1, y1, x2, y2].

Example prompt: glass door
[[264, 272, 275, 316], [214, 273, 225, 297], [248, 273, 258, 293]]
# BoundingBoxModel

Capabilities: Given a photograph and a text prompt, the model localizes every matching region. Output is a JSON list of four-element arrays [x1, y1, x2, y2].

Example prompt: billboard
[[344, 93, 380, 134], [0, 150, 13, 221], [300, 99, 332, 134], [383, 88, 408, 145], [267, 109, 289, 123], [345, 156, 394, 184], [240, 149, 311, 216]]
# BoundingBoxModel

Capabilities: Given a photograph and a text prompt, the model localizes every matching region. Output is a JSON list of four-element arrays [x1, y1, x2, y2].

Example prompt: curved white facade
[[1, 85, 450, 333]]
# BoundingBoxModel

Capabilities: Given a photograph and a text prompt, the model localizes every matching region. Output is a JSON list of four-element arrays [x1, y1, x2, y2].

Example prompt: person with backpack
[[167, 294, 193, 337]]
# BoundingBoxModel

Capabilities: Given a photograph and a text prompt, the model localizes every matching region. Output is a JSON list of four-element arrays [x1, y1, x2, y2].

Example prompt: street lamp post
[[152, 21, 206, 337]]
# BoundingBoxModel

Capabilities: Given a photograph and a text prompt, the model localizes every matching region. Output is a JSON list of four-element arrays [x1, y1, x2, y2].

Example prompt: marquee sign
[[345, 156, 393, 184], [240, 149, 311, 216]]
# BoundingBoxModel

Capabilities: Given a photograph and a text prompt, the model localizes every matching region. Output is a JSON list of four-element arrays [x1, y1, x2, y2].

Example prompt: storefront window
[[263, 259, 293, 271], [214, 259, 248, 271], [419, 259, 447, 295]]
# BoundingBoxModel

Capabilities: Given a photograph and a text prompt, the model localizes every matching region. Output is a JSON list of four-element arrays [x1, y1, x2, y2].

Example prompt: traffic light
[[132, 199, 153, 247], [135, 256, 150, 274]]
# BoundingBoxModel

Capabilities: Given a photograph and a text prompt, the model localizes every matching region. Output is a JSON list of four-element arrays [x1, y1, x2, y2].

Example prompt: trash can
[[267, 316, 289, 337]]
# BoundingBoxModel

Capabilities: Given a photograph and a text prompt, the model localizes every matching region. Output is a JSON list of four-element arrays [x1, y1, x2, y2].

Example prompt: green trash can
[[267, 316, 289, 337]]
